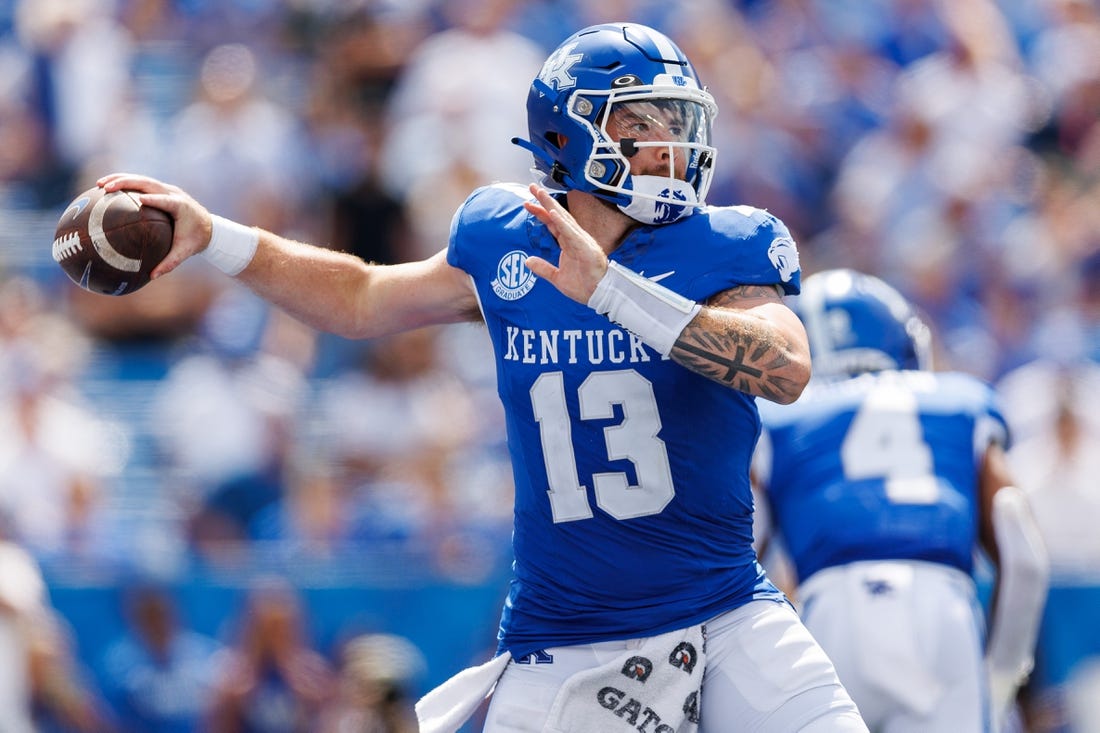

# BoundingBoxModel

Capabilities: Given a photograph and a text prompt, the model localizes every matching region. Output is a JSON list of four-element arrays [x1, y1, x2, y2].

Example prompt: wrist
[[202, 215, 259, 276], [587, 261, 700, 356]]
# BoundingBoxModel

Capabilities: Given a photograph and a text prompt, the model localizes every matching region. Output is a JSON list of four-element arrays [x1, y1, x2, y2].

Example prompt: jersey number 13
[[531, 370, 676, 522]]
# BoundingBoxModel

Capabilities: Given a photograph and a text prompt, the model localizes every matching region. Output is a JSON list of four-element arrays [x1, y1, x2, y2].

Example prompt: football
[[52, 186, 174, 296]]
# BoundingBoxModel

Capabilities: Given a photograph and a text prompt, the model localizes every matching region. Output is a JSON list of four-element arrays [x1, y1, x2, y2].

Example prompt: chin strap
[[986, 486, 1050, 732]]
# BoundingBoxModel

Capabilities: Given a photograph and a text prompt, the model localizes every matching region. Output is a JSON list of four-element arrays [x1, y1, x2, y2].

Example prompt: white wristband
[[587, 260, 701, 356], [202, 215, 259, 276]]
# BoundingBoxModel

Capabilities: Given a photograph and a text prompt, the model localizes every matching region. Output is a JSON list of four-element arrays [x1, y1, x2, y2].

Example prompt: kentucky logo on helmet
[[621, 656, 654, 682], [538, 41, 583, 91], [653, 73, 700, 90], [767, 236, 800, 283], [492, 250, 537, 301]]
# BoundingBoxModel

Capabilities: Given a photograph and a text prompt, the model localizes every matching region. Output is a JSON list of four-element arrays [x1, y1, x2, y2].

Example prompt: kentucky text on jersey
[[503, 326, 663, 365]]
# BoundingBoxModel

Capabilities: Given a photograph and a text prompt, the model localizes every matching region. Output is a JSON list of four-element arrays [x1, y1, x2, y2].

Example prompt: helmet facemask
[[568, 81, 717, 225]]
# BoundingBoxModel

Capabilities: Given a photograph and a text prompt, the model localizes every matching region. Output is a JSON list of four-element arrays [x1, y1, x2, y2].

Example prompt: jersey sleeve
[[971, 375, 1012, 455], [687, 206, 801, 296], [447, 183, 534, 276]]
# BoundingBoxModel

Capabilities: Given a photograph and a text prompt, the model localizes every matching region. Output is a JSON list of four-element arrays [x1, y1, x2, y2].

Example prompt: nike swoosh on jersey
[[640, 270, 675, 282]]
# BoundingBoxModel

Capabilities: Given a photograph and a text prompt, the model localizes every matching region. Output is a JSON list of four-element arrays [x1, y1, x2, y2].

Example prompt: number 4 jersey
[[448, 183, 800, 658], [755, 370, 1010, 584]]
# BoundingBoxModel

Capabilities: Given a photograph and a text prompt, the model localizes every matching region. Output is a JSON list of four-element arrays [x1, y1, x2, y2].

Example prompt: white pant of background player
[[483, 600, 868, 732], [798, 560, 989, 732]]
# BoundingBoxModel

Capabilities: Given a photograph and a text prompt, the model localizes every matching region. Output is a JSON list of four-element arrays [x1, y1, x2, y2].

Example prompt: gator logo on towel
[[621, 656, 653, 682], [683, 690, 700, 724], [668, 642, 698, 674]]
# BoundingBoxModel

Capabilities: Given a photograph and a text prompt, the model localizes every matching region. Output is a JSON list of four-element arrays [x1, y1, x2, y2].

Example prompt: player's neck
[[565, 190, 638, 255]]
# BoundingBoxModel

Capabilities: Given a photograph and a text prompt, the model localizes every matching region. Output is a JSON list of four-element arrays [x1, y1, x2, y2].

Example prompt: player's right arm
[[234, 236, 480, 338], [97, 173, 482, 338]]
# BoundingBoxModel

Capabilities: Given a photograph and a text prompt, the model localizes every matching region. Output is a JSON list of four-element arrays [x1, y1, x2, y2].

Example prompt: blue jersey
[[447, 183, 801, 657], [755, 370, 1009, 582]]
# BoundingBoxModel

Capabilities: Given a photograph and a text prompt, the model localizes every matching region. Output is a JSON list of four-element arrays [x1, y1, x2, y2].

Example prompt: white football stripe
[[89, 192, 142, 272]]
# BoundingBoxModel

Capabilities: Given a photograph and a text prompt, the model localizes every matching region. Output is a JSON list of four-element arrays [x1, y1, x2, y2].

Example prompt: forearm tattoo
[[670, 285, 801, 401]]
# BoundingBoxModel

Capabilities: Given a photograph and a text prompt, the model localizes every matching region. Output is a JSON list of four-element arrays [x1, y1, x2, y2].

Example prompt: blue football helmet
[[513, 23, 718, 225], [795, 269, 933, 377]]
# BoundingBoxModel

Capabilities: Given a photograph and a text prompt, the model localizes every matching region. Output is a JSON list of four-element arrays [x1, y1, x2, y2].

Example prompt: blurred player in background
[[99, 22, 869, 733], [206, 581, 333, 733], [0, 520, 48, 733], [752, 268, 1050, 732]]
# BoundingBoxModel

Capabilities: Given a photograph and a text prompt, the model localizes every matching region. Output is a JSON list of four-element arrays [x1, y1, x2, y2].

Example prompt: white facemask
[[616, 175, 698, 225]]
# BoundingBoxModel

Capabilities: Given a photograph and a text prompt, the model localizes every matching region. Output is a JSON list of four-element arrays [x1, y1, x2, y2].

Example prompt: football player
[[100, 23, 867, 732], [753, 269, 1049, 732]]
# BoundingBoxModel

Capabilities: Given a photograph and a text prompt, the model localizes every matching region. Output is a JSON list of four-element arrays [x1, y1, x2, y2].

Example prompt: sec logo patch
[[492, 250, 537, 301]]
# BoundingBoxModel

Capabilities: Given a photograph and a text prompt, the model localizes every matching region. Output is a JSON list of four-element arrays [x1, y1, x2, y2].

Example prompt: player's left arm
[[671, 285, 810, 404], [523, 184, 810, 403], [978, 442, 1050, 730]]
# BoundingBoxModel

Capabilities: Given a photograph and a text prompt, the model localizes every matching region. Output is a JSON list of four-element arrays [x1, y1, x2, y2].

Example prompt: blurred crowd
[[0, 0, 1097, 730]]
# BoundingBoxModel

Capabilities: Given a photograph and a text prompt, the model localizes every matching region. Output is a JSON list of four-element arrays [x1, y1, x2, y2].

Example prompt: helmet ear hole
[[542, 133, 570, 184]]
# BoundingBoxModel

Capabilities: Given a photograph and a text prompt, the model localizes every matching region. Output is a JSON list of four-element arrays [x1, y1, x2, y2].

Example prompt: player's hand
[[986, 662, 1023, 733], [97, 172, 214, 280], [523, 184, 608, 304]]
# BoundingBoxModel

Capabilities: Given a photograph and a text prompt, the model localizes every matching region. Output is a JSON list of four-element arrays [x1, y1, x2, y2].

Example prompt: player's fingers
[[529, 183, 560, 210], [97, 173, 173, 195], [524, 255, 556, 281], [525, 194, 587, 255], [150, 258, 181, 280], [94, 172, 132, 188], [135, 193, 181, 217], [528, 185, 580, 231], [522, 199, 553, 230], [135, 193, 212, 279], [153, 231, 208, 278]]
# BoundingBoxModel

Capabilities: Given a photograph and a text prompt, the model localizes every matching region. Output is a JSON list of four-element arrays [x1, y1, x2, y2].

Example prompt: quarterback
[[101, 23, 867, 732]]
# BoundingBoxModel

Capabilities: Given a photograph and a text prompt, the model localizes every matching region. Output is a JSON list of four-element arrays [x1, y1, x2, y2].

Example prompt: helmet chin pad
[[616, 175, 698, 225]]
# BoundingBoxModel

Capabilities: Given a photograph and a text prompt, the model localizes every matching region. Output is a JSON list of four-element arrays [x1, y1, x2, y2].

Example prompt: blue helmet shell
[[516, 23, 717, 213], [795, 269, 933, 377]]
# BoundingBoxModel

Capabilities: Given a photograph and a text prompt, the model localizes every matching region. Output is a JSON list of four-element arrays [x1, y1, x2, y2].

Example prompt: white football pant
[[483, 599, 868, 732], [798, 560, 987, 733]]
